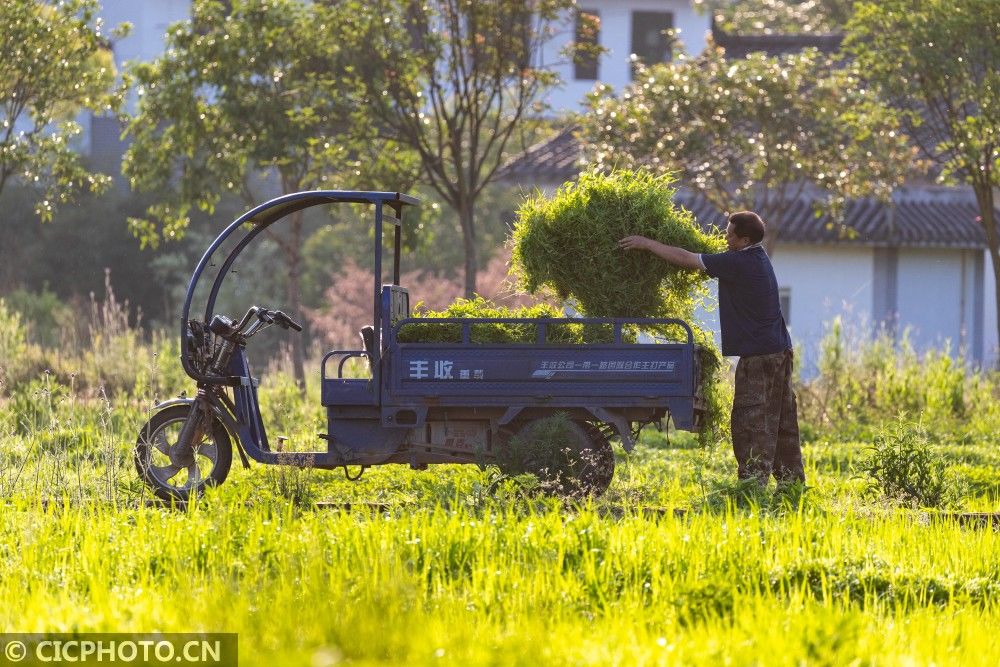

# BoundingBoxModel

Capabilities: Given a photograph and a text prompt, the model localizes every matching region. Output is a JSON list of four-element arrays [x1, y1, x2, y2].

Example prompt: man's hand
[[618, 235, 652, 251]]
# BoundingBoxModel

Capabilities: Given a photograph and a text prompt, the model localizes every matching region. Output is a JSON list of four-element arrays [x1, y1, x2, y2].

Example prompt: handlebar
[[212, 306, 303, 342], [270, 309, 303, 331]]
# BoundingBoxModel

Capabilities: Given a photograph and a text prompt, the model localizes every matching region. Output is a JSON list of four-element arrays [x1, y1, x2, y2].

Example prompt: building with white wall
[[499, 128, 1000, 373], [543, 0, 710, 112]]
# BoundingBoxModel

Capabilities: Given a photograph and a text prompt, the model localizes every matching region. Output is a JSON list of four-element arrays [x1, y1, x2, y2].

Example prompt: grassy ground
[[1, 378, 999, 666], [2, 300, 1000, 664]]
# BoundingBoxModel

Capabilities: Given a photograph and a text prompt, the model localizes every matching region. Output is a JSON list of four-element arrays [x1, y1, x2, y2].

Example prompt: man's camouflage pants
[[731, 349, 805, 485]]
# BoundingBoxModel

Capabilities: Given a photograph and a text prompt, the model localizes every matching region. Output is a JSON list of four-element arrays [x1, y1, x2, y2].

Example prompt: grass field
[[2, 303, 1000, 665]]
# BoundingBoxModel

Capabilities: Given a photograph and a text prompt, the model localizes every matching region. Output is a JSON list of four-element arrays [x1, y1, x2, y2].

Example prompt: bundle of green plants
[[511, 169, 725, 319], [396, 296, 634, 345], [511, 169, 728, 443]]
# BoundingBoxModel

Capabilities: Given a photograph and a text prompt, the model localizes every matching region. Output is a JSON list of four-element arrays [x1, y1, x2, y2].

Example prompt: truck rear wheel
[[500, 417, 615, 497]]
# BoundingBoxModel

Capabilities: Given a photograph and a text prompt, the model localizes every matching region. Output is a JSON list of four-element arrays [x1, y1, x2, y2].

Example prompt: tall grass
[[798, 316, 1000, 441], [1, 294, 999, 665]]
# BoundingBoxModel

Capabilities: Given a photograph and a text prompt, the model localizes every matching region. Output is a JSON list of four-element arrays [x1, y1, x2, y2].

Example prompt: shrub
[[395, 296, 630, 345], [0, 299, 50, 395], [3, 287, 75, 349], [857, 419, 960, 508], [799, 316, 982, 440]]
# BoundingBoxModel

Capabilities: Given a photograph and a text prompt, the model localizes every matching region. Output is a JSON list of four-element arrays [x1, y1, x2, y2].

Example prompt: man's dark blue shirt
[[700, 245, 791, 357]]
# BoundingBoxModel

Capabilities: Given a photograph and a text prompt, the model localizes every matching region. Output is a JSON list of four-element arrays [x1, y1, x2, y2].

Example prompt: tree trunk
[[286, 209, 307, 392], [459, 198, 478, 298]]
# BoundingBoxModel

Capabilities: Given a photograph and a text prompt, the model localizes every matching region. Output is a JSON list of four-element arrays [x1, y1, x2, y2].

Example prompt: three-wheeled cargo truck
[[135, 191, 704, 500]]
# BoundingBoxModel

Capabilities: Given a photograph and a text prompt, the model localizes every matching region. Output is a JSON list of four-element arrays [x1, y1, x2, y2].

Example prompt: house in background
[[500, 1, 1000, 373], [543, 0, 710, 112], [499, 130, 1000, 373], [684, 187, 996, 374]]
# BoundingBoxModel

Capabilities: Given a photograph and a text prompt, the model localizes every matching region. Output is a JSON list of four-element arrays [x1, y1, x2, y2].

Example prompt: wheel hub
[[168, 443, 196, 468]]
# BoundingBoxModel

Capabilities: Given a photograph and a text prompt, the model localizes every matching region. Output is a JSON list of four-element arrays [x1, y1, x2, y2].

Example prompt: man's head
[[725, 211, 766, 251]]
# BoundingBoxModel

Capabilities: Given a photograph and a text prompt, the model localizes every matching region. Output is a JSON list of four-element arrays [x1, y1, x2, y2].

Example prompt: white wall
[[544, 0, 711, 112], [771, 245, 875, 376], [692, 245, 875, 377], [896, 249, 969, 359], [101, 0, 190, 70]]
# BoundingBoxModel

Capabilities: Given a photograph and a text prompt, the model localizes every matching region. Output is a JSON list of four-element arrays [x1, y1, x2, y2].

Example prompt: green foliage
[[8, 376, 66, 434], [3, 286, 74, 348], [123, 0, 423, 387], [0, 299, 28, 379], [513, 170, 723, 318], [845, 0, 1000, 347], [261, 458, 320, 508], [0, 298, 48, 393], [579, 45, 915, 239], [396, 296, 630, 345], [694, 0, 855, 34], [799, 317, 994, 442], [0, 184, 201, 327], [845, 0, 1000, 193], [858, 419, 960, 509], [0, 0, 128, 220], [346, 0, 579, 294], [123, 0, 418, 247]]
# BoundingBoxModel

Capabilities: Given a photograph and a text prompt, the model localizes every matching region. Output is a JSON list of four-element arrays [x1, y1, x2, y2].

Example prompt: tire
[[578, 421, 615, 496], [500, 417, 616, 497], [135, 404, 233, 501]]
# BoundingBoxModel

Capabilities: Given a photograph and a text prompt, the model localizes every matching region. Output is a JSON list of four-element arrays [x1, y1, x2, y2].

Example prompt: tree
[[845, 0, 1000, 359], [348, 0, 584, 296], [0, 0, 127, 221], [578, 43, 915, 251], [123, 0, 418, 389], [694, 0, 855, 34]]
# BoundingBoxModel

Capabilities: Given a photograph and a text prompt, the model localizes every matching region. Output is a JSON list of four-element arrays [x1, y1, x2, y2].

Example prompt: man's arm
[[618, 235, 705, 270]]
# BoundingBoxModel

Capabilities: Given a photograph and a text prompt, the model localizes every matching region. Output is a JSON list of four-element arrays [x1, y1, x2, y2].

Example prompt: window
[[779, 287, 791, 326], [574, 9, 600, 81], [630, 10, 673, 77]]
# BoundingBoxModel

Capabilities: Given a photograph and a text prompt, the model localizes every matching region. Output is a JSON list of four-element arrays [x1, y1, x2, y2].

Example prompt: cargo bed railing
[[390, 317, 694, 346], [321, 350, 370, 380]]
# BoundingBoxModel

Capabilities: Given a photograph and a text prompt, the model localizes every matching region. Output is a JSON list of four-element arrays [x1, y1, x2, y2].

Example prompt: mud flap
[[586, 407, 634, 452]]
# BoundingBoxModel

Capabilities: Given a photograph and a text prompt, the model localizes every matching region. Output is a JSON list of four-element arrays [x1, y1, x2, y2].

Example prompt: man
[[619, 211, 805, 487]]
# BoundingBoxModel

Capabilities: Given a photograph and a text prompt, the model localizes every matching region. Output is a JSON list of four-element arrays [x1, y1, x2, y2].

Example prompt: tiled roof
[[675, 189, 990, 249], [498, 130, 994, 249], [497, 125, 582, 183]]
